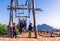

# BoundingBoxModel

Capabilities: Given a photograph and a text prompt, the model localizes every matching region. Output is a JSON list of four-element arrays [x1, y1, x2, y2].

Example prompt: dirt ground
[[0, 32, 60, 41]]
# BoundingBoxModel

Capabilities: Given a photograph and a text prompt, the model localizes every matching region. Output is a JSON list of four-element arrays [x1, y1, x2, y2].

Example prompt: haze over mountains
[[33, 24, 59, 31]]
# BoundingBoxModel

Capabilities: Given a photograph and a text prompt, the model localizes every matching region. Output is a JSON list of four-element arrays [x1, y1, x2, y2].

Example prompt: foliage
[[0, 23, 7, 35], [0, 23, 23, 35], [16, 24, 21, 35]]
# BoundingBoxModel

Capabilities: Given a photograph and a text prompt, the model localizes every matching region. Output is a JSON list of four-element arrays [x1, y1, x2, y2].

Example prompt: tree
[[0, 23, 7, 35]]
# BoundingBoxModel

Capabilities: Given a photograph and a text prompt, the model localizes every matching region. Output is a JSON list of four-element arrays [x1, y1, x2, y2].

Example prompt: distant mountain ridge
[[37, 24, 54, 31], [32, 24, 55, 31]]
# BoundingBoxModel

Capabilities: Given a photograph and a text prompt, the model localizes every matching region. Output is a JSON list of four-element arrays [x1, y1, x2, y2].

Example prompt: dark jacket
[[13, 26, 16, 32], [20, 23, 24, 28], [28, 25, 33, 31]]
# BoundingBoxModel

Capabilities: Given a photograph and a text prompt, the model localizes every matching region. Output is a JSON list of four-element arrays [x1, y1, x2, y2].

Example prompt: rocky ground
[[0, 32, 60, 41]]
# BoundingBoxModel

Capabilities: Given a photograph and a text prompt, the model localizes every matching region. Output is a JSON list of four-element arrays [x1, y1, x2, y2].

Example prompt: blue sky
[[0, 0, 60, 29]]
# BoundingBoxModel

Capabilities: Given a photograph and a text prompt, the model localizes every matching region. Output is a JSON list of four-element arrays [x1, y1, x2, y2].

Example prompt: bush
[[0, 23, 7, 35], [0, 23, 22, 35], [16, 24, 21, 35]]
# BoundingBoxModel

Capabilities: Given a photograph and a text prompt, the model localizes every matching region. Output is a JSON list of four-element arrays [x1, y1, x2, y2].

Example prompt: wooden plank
[[16, 16, 30, 18]]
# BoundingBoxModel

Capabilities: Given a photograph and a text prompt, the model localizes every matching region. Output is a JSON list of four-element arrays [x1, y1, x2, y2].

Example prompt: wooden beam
[[16, 16, 30, 18], [7, 7, 43, 11]]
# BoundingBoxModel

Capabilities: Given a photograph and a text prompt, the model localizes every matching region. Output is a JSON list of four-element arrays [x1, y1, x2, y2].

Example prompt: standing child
[[13, 23, 17, 38], [28, 23, 33, 38]]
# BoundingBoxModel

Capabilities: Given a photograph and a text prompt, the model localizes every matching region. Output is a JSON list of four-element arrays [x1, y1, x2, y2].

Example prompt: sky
[[0, 0, 60, 29]]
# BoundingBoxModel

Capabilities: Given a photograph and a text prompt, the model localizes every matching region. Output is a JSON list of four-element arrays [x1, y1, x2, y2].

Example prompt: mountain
[[37, 24, 54, 31], [32, 24, 54, 31]]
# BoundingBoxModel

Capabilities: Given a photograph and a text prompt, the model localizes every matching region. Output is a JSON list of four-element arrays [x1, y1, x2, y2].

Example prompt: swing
[[22, 17, 27, 29], [17, 17, 27, 33]]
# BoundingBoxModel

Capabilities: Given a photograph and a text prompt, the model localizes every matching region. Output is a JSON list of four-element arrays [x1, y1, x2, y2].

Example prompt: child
[[28, 23, 33, 38], [13, 23, 17, 38], [19, 20, 23, 34]]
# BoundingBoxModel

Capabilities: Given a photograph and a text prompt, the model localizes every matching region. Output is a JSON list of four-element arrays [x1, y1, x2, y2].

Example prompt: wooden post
[[32, 0, 38, 38], [9, 0, 14, 37]]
